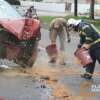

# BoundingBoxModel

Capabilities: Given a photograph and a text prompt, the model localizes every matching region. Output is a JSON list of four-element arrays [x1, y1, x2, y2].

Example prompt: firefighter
[[67, 18, 100, 79], [49, 18, 71, 65]]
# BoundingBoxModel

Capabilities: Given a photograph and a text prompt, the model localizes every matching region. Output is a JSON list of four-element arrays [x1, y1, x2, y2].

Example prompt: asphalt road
[[0, 28, 100, 100], [39, 29, 100, 100]]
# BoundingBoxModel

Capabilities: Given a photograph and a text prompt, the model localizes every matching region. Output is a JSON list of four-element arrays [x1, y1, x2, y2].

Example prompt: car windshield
[[0, 0, 23, 19]]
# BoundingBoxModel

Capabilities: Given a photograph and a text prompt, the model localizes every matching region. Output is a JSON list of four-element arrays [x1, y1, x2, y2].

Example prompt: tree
[[32, 0, 43, 2], [5, 0, 20, 5], [74, 0, 78, 16], [90, 0, 95, 19]]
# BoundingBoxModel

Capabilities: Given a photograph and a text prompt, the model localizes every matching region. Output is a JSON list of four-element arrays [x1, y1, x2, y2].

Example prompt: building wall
[[43, 0, 87, 3], [20, 1, 100, 16], [43, 0, 100, 4]]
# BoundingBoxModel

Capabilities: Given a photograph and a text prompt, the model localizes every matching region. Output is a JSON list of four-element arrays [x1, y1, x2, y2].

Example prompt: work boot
[[59, 51, 66, 65], [81, 73, 92, 80], [59, 60, 66, 65]]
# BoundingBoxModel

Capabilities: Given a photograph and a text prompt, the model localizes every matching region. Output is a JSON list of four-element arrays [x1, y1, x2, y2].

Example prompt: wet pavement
[[0, 74, 54, 100], [37, 29, 100, 100], [0, 28, 100, 100]]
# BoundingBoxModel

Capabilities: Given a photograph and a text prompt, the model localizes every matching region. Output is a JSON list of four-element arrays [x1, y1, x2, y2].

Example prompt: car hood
[[0, 0, 40, 40]]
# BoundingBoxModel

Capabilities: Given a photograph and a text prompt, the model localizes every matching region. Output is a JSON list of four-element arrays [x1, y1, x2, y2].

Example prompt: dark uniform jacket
[[78, 21, 100, 49]]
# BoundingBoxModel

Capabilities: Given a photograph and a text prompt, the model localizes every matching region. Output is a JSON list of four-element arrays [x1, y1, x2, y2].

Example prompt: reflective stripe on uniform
[[82, 25, 89, 30], [86, 37, 93, 41], [90, 24, 100, 45], [93, 38, 100, 44], [90, 24, 100, 35]]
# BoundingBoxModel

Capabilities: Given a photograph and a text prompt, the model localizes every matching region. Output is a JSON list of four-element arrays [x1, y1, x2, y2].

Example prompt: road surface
[[0, 28, 100, 100]]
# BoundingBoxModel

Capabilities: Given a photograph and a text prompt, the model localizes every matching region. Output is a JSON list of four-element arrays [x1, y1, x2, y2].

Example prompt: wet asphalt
[[0, 29, 100, 100], [39, 29, 100, 100]]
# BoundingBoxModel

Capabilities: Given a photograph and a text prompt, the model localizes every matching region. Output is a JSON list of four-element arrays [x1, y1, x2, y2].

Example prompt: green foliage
[[39, 16, 100, 30], [39, 16, 57, 23]]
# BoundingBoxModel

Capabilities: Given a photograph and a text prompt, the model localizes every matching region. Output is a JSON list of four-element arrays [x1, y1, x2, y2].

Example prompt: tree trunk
[[74, 0, 78, 16], [90, 0, 95, 19]]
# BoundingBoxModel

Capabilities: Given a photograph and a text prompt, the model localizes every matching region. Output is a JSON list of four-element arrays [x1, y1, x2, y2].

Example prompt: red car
[[0, 0, 41, 68]]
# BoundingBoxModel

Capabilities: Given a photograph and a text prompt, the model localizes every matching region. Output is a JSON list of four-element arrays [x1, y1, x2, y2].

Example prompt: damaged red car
[[0, 0, 41, 68]]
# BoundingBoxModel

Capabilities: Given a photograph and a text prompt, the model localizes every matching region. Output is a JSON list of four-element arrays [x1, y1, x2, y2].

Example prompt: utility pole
[[90, 0, 95, 19], [74, 0, 78, 16]]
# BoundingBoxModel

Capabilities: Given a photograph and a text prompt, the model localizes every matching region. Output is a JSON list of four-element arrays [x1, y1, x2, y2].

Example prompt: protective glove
[[77, 44, 82, 48], [82, 43, 90, 50]]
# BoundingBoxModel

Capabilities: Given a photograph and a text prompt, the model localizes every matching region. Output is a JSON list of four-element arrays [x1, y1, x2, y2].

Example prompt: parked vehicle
[[0, 0, 41, 68]]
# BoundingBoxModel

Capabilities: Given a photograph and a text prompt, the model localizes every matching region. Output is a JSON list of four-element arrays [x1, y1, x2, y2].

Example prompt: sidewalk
[[37, 10, 72, 16]]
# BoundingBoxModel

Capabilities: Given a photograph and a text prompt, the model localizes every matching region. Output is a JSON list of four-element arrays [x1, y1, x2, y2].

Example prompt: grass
[[40, 16, 57, 23], [39, 16, 100, 31]]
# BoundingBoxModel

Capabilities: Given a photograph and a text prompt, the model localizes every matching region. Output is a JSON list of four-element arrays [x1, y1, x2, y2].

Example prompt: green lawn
[[39, 16, 100, 31]]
